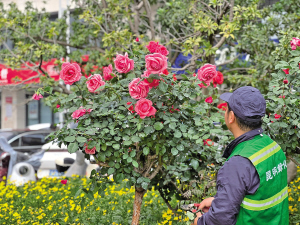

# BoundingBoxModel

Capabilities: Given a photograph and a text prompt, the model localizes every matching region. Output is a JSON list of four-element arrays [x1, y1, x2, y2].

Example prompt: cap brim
[[220, 92, 232, 102]]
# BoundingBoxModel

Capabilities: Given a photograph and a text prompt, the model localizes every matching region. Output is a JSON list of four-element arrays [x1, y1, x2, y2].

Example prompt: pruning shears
[[180, 203, 203, 214]]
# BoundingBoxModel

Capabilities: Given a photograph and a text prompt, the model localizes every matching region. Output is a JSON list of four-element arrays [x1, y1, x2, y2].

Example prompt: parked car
[[0, 130, 53, 154]]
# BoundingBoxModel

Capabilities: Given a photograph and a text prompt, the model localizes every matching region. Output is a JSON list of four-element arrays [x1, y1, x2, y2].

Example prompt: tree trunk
[[131, 186, 147, 225]]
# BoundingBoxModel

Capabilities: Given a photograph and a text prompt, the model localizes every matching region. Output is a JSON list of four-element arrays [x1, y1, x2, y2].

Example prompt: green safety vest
[[227, 134, 289, 225]]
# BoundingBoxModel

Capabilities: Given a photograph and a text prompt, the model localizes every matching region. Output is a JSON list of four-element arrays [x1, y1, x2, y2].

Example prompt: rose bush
[[264, 36, 300, 161], [43, 41, 231, 224]]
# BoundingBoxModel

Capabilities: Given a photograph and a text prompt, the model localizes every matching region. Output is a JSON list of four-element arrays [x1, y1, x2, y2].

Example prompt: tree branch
[[148, 164, 162, 180], [158, 188, 178, 214], [142, 0, 155, 39], [222, 67, 253, 74], [216, 54, 240, 66]]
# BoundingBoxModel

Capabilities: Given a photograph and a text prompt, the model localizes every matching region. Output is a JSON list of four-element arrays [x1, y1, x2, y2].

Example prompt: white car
[[38, 141, 97, 178]]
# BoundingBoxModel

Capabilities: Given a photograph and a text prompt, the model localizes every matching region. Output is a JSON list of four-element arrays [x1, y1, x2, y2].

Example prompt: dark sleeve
[[197, 156, 260, 225]]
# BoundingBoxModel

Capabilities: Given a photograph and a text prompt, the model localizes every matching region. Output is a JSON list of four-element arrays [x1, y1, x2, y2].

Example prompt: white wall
[[1, 89, 26, 129], [1, 0, 76, 13]]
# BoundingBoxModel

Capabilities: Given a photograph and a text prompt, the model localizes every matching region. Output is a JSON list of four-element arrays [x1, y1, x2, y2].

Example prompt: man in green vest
[[193, 86, 289, 225]]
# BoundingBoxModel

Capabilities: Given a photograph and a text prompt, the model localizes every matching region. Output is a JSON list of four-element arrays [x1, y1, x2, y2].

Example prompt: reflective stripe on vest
[[248, 141, 281, 166], [241, 186, 288, 211]]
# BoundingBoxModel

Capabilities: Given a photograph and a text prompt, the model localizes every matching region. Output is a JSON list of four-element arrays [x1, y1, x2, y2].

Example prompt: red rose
[[135, 37, 139, 42], [103, 64, 114, 81], [197, 64, 217, 83], [114, 52, 134, 73], [61, 179, 68, 185], [193, 73, 196, 77], [84, 144, 96, 155], [145, 53, 168, 74], [56, 104, 60, 108], [146, 41, 159, 53], [128, 78, 150, 99], [217, 103, 227, 111], [173, 74, 177, 81], [279, 95, 285, 99], [60, 62, 82, 85], [205, 96, 213, 104], [282, 69, 289, 75], [127, 102, 134, 111], [203, 139, 214, 146], [143, 78, 160, 89], [213, 71, 224, 87], [135, 98, 157, 119], [86, 74, 105, 93], [274, 114, 281, 119], [156, 45, 169, 56], [32, 93, 43, 100], [162, 69, 169, 75], [283, 79, 288, 84]]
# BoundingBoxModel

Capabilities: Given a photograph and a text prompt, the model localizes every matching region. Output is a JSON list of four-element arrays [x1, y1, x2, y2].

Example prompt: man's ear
[[228, 111, 235, 124]]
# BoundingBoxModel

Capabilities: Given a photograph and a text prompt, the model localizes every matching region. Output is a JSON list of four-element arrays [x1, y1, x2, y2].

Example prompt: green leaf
[[174, 130, 182, 138], [177, 144, 184, 151], [131, 136, 141, 142], [154, 122, 164, 130], [169, 122, 176, 129], [171, 148, 178, 155], [141, 182, 148, 190], [143, 147, 150, 155], [76, 136, 87, 143], [191, 159, 199, 170], [112, 144, 120, 149], [68, 142, 78, 153], [132, 160, 139, 168], [159, 81, 168, 93], [108, 168, 115, 175], [65, 136, 75, 142]]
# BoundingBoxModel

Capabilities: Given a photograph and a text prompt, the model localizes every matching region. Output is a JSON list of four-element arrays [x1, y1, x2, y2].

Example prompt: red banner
[[0, 59, 60, 85]]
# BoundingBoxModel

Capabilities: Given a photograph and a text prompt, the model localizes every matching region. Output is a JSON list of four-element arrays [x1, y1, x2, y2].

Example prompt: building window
[[26, 95, 59, 126]]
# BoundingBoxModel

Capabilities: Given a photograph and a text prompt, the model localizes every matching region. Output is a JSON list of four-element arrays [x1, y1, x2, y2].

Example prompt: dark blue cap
[[220, 86, 266, 122]]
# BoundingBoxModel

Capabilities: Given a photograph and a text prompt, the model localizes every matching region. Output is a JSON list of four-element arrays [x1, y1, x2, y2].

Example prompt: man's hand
[[191, 211, 202, 225], [198, 197, 214, 213]]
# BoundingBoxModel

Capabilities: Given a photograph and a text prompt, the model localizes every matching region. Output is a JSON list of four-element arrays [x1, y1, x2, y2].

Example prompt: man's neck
[[232, 128, 251, 139]]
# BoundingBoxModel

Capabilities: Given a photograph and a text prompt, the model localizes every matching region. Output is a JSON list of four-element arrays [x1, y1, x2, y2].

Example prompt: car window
[[10, 138, 20, 147], [21, 134, 46, 146]]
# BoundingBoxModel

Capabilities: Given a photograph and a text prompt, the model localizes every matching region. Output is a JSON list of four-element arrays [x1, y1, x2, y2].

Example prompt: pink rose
[[103, 64, 114, 81], [61, 179, 68, 185], [213, 71, 224, 87], [32, 93, 43, 100], [156, 45, 169, 56], [135, 37, 139, 42], [86, 74, 105, 93], [141, 70, 151, 78], [145, 53, 168, 74], [282, 69, 289, 75], [290, 37, 300, 50], [205, 96, 213, 104], [135, 98, 157, 119], [84, 144, 96, 155], [143, 78, 160, 89], [114, 52, 134, 73], [283, 79, 288, 84], [197, 64, 217, 83], [71, 108, 86, 119], [146, 41, 159, 53], [128, 78, 150, 99], [56, 104, 60, 108], [60, 62, 82, 85]]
